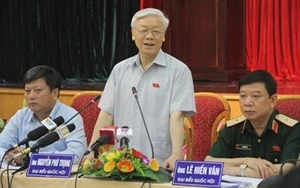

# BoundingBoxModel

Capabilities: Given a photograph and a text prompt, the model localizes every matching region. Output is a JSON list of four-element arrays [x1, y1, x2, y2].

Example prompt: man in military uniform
[[205, 70, 300, 179]]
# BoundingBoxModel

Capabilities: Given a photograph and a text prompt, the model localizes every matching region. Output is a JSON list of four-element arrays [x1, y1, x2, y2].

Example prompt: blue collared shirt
[[0, 100, 87, 164]]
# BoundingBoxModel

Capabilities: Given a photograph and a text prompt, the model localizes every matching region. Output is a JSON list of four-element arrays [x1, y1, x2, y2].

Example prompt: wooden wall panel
[[1, 88, 297, 122], [162, 0, 248, 81]]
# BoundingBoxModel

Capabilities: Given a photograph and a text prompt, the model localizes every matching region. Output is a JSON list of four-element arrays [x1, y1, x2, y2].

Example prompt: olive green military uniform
[[209, 110, 300, 164]]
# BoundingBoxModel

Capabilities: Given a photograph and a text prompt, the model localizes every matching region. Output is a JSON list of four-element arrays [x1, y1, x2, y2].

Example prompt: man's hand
[[163, 153, 183, 172], [4, 147, 26, 166], [81, 151, 96, 165], [245, 158, 277, 178]]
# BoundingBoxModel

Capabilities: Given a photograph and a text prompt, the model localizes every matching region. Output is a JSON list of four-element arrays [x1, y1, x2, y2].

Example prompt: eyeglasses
[[133, 27, 164, 37]]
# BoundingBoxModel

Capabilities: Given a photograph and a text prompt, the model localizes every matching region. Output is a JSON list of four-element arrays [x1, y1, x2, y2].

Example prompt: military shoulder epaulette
[[275, 114, 299, 127], [226, 115, 246, 127]]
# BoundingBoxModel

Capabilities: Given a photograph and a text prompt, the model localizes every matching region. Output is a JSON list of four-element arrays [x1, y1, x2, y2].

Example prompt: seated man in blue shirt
[[0, 65, 87, 165]]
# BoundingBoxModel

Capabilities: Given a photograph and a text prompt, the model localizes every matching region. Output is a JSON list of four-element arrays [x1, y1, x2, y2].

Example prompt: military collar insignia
[[271, 120, 279, 134], [275, 114, 298, 127], [226, 115, 246, 128]]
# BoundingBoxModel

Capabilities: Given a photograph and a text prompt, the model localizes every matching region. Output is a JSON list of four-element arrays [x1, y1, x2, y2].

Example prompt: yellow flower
[[115, 150, 122, 158], [104, 161, 116, 172], [117, 159, 134, 173], [82, 159, 92, 172], [99, 144, 114, 154], [78, 147, 171, 182], [105, 150, 121, 161], [149, 158, 159, 171]]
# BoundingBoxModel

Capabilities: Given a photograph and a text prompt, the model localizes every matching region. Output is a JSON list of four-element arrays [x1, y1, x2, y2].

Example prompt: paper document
[[221, 182, 255, 188], [222, 175, 263, 186], [1, 162, 22, 170]]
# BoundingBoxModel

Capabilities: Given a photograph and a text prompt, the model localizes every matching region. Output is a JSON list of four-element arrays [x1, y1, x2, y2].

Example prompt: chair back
[[189, 92, 231, 161], [183, 117, 193, 160], [69, 91, 102, 145], [274, 96, 300, 121]]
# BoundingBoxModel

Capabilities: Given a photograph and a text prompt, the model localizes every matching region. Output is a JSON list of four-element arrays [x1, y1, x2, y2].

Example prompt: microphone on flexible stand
[[131, 87, 154, 159], [63, 95, 101, 156], [92, 126, 118, 158], [84, 135, 109, 155], [12, 124, 76, 160], [257, 159, 300, 188], [3, 96, 100, 175], [84, 126, 117, 156], [64, 95, 101, 124], [132, 87, 173, 181], [5, 116, 65, 153], [11, 142, 31, 175], [10, 124, 76, 176], [0, 116, 65, 170]]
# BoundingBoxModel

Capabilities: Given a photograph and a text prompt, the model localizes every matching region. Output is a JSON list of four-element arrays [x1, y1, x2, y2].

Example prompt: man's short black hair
[[238, 70, 277, 96], [23, 65, 62, 93]]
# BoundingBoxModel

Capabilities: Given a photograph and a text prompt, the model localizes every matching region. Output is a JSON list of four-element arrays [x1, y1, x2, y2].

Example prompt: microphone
[[116, 126, 133, 148], [84, 135, 109, 155], [132, 87, 154, 159], [64, 95, 101, 124], [257, 159, 300, 188], [12, 94, 99, 151], [12, 123, 76, 160], [84, 126, 117, 155], [6, 116, 65, 153], [99, 126, 117, 145]]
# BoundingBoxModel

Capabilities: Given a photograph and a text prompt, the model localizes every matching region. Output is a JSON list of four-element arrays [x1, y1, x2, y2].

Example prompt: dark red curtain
[[246, 0, 300, 80], [140, 0, 163, 9]]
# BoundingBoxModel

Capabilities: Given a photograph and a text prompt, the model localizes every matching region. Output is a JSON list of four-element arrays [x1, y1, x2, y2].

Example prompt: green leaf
[[156, 168, 172, 182], [77, 147, 172, 182], [129, 169, 159, 181], [130, 168, 171, 182], [90, 169, 110, 177], [118, 171, 132, 181]]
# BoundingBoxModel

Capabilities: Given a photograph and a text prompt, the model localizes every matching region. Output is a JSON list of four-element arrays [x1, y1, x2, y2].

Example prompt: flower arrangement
[[79, 147, 171, 182], [0, 118, 5, 133]]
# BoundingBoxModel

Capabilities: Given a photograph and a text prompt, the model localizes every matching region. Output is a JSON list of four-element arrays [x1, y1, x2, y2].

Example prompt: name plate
[[27, 153, 74, 178], [172, 161, 224, 187]]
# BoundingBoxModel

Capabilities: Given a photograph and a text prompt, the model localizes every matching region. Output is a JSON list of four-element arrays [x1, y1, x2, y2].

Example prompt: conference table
[[0, 171, 192, 188], [0, 171, 258, 188]]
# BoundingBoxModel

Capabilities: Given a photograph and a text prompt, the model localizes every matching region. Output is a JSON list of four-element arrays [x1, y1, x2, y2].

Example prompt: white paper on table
[[1, 162, 22, 170], [222, 175, 263, 186], [220, 182, 241, 188]]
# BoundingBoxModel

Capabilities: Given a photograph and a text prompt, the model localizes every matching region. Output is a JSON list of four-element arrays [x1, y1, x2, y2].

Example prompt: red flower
[[92, 159, 102, 169], [132, 148, 144, 158], [117, 147, 125, 151], [117, 159, 134, 173]]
